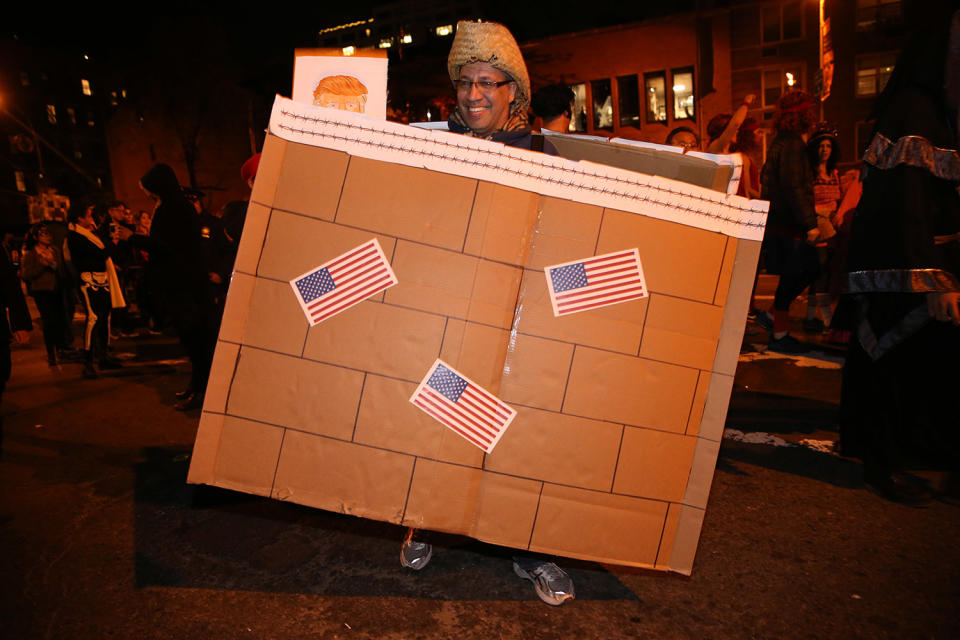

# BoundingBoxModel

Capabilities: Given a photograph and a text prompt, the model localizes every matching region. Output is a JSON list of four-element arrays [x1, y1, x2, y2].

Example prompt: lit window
[[110, 90, 118, 106], [87, 118, 95, 127], [46, 104, 56, 124], [435, 24, 453, 36], [365, 28, 371, 36], [401, 34, 412, 44], [591, 79, 613, 131], [856, 52, 897, 96], [15, 171, 26, 192], [378, 38, 392, 48], [617, 74, 640, 128], [672, 67, 695, 121], [81, 78, 92, 95], [856, 0, 901, 30], [342, 46, 356, 56], [121, 89, 127, 99], [74, 150, 83, 160], [762, 66, 802, 107], [644, 72, 667, 124], [569, 83, 587, 132]]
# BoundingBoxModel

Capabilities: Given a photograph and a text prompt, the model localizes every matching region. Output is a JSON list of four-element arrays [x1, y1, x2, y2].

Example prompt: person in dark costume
[[758, 90, 822, 353], [137, 164, 218, 411], [840, 10, 960, 506], [0, 242, 31, 457], [66, 206, 125, 378]]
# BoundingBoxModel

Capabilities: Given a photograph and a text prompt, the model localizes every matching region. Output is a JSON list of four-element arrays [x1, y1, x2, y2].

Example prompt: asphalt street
[[2, 283, 958, 639]]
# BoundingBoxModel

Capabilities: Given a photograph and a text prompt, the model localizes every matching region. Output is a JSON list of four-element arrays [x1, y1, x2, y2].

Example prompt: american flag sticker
[[544, 248, 647, 317], [290, 238, 398, 325], [409, 359, 516, 454]]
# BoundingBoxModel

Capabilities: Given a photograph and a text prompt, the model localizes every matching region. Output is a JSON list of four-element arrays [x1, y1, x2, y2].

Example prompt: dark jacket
[[136, 164, 207, 296], [20, 246, 63, 293], [1, 248, 32, 341], [67, 230, 109, 273], [761, 130, 817, 234], [446, 120, 559, 155]]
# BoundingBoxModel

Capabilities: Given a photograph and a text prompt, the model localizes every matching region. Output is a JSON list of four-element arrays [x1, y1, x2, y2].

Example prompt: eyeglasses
[[454, 79, 512, 93]]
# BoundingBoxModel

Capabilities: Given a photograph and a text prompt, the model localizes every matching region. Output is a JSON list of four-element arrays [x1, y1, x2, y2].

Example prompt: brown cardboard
[[563, 346, 700, 432], [337, 157, 477, 251], [250, 134, 286, 207], [190, 130, 763, 574], [485, 406, 622, 492], [273, 145, 349, 219], [257, 210, 397, 282], [202, 341, 240, 414], [233, 202, 270, 275], [403, 459, 541, 548], [302, 300, 445, 382], [596, 208, 727, 303], [529, 484, 668, 566], [613, 427, 698, 502], [227, 346, 364, 440], [498, 333, 574, 411], [685, 371, 711, 437], [272, 429, 413, 521], [547, 134, 735, 194], [241, 278, 309, 356], [514, 268, 648, 355], [639, 294, 724, 370], [354, 374, 484, 468], [212, 416, 286, 496], [463, 182, 540, 266], [524, 197, 604, 271], [438, 320, 509, 393], [383, 241, 521, 330]]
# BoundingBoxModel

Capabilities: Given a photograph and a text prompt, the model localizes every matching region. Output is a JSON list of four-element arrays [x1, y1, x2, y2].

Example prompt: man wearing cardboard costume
[[399, 20, 573, 607]]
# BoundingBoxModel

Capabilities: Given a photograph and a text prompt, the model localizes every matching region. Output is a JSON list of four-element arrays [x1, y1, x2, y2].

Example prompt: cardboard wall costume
[[187, 96, 767, 574]]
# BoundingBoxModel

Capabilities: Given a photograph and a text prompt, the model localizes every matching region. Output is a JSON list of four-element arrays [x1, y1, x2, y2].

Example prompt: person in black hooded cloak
[[839, 8, 960, 505], [138, 164, 218, 411]]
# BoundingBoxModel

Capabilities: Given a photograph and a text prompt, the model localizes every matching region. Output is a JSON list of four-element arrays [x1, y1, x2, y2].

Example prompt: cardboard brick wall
[[188, 101, 764, 574]]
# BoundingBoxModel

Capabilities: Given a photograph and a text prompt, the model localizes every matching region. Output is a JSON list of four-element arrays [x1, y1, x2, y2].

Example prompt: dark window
[[591, 79, 613, 131], [762, 2, 803, 44], [644, 71, 667, 124], [617, 75, 640, 128], [856, 0, 902, 31]]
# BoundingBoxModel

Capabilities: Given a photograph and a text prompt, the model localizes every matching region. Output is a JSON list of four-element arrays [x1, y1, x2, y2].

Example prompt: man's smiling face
[[455, 62, 517, 137]]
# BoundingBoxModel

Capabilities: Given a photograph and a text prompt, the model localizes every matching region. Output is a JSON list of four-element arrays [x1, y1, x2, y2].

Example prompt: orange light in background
[[342, 46, 356, 56], [785, 72, 796, 87]]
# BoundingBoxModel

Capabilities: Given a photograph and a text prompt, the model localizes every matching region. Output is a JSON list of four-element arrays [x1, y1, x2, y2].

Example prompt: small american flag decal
[[544, 249, 647, 317], [290, 239, 398, 325], [410, 359, 516, 454]]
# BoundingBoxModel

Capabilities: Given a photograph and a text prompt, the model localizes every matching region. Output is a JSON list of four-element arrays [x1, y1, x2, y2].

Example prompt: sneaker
[[513, 558, 575, 606], [802, 317, 825, 333], [752, 310, 774, 333], [767, 333, 811, 354], [400, 540, 433, 570]]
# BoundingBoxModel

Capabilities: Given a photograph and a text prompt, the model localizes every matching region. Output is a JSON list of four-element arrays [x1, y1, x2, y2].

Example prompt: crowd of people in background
[[4, 155, 257, 411]]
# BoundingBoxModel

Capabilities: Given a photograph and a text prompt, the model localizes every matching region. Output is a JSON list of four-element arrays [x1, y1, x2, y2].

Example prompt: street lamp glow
[[785, 72, 796, 87]]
